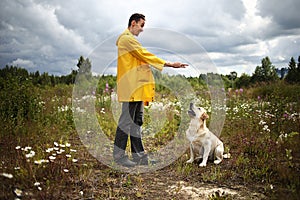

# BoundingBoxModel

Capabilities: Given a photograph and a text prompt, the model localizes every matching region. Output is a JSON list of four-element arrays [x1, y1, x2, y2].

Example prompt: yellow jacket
[[116, 29, 166, 102]]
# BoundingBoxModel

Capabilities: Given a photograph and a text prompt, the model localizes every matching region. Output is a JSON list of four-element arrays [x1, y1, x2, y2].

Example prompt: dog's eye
[[198, 107, 201, 110]]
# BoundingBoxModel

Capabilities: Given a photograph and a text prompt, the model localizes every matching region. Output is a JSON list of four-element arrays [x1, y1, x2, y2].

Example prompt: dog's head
[[188, 102, 209, 121]]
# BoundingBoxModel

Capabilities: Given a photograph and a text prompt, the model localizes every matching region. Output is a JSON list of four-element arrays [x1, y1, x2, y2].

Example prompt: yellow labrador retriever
[[186, 103, 224, 167]]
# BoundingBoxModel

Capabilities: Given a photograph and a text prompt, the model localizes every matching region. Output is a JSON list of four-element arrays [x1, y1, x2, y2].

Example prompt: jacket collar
[[116, 29, 133, 46]]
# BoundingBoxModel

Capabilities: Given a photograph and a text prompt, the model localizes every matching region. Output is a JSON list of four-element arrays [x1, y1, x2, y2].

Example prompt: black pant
[[113, 101, 145, 160]]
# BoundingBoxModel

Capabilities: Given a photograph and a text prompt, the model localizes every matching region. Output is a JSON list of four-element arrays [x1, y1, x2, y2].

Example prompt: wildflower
[[285, 149, 293, 160], [34, 159, 49, 165], [66, 154, 71, 158], [58, 105, 69, 112], [75, 107, 86, 113], [34, 182, 42, 191], [46, 148, 54, 153], [64, 105, 69, 111], [263, 125, 270, 132], [57, 149, 65, 154], [65, 143, 71, 147], [25, 150, 35, 158], [63, 169, 69, 173], [59, 144, 66, 148], [14, 188, 22, 197], [38, 101, 45, 106], [0, 172, 13, 179], [70, 149, 77, 152], [79, 191, 84, 195], [239, 88, 243, 93], [105, 82, 109, 93], [111, 92, 117, 101], [270, 184, 274, 190], [150, 102, 164, 111], [34, 160, 42, 165], [54, 142, 59, 147], [223, 153, 231, 159], [24, 146, 32, 151], [49, 156, 56, 160], [259, 120, 266, 125], [14, 167, 20, 170], [257, 96, 261, 100], [15, 146, 21, 150], [283, 113, 289, 118], [72, 159, 78, 163], [34, 182, 41, 186]]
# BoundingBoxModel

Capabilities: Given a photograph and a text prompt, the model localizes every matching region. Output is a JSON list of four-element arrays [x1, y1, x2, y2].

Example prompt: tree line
[[222, 56, 300, 88], [1, 55, 300, 89]]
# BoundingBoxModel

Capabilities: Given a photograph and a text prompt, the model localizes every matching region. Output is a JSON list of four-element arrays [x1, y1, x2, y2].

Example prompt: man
[[113, 13, 188, 167]]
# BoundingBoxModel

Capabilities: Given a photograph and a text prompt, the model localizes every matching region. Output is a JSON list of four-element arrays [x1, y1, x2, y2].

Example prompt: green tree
[[251, 57, 278, 83], [228, 71, 237, 88], [235, 73, 251, 88], [31, 71, 40, 85], [285, 56, 300, 83], [77, 56, 92, 79], [39, 72, 52, 85]]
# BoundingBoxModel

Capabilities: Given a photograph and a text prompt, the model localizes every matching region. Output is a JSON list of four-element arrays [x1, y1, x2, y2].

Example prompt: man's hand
[[165, 62, 188, 68]]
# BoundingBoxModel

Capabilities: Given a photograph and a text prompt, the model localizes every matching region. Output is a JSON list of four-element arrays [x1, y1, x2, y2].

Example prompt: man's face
[[132, 19, 145, 36]]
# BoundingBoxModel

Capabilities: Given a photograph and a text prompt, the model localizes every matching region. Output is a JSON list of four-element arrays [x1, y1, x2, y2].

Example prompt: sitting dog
[[186, 103, 225, 167]]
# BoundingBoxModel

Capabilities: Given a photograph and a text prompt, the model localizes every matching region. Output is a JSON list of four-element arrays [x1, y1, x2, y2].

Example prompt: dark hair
[[128, 13, 145, 27]]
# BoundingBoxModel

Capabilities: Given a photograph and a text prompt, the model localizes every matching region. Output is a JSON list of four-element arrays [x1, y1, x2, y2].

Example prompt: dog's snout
[[188, 102, 196, 117], [190, 103, 194, 109]]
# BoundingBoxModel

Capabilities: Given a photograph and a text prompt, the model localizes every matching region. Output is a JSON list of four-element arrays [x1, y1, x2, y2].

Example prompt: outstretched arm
[[119, 34, 188, 70], [164, 62, 188, 68]]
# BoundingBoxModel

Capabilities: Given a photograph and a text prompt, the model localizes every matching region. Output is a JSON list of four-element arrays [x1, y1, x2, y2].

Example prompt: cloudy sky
[[0, 0, 299, 76]]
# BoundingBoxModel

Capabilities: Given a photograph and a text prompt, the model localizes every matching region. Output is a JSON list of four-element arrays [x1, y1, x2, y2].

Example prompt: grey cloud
[[0, 0, 90, 74], [257, 0, 300, 30], [221, 0, 245, 20], [0, 0, 299, 76]]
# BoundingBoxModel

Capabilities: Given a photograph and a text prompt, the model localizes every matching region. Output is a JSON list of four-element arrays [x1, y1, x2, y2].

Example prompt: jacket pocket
[[136, 64, 151, 82]]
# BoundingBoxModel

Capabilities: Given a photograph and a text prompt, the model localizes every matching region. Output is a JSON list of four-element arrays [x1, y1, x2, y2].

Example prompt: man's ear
[[201, 112, 209, 120], [131, 20, 136, 27]]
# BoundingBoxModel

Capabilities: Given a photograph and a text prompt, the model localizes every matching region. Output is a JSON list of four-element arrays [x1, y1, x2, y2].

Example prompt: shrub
[[0, 76, 42, 133]]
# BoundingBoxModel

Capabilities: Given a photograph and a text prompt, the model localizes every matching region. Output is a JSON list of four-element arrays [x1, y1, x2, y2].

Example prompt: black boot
[[115, 156, 136, 167], [133, 154, 158, 165]]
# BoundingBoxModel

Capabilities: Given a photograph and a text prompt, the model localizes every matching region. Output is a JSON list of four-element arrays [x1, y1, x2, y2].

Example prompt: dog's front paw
[[199, 162, 206, 167], [214, 160, 222, 165], [186, 159, 194, 163]]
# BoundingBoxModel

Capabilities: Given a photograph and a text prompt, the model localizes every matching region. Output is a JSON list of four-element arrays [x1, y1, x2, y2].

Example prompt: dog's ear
[[201, 112, 209, 120]]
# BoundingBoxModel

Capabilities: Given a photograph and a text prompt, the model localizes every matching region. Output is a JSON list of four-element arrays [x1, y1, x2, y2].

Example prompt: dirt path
[[87, 163, 267, 200], [140, 169, 266, 200], [48, 135, 272, 200]]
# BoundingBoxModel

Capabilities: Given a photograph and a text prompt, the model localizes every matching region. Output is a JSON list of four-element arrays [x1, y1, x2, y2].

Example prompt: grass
[[0, 81, 300, 199]]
